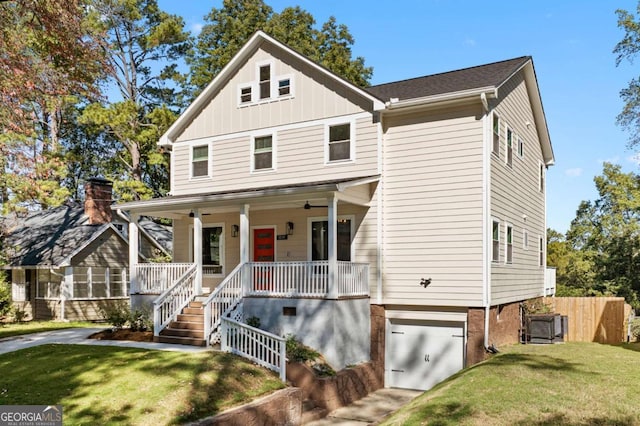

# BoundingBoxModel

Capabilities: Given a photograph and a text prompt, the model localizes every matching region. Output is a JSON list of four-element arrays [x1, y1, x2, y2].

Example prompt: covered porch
[[118, 176, 378, 368]]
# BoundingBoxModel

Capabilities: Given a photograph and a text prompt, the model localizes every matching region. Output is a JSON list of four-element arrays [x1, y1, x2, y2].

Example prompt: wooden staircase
[[154, 300, 206, 346]]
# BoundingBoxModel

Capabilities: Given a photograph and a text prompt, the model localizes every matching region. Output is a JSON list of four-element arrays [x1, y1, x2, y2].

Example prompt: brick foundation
[[369, 304, 385, 385], [467, 307, 487, 366], [467, 301, 524, 366]]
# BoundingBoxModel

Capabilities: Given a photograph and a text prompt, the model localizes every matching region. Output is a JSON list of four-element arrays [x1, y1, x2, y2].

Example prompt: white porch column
[[240, 204, 250, 295], [61, 267, 73, 321], [128, 213, 139, 294], [193, 209, 203, 295], [327, 195, 338, 299]]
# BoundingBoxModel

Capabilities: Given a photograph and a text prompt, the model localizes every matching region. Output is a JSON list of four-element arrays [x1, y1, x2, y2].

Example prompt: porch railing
[[247, 261, 369, 298], [153, 264, 198, 337], [203, 263, 245, 345], [134, 263, 194, 294], [221, 317, 286, 382]]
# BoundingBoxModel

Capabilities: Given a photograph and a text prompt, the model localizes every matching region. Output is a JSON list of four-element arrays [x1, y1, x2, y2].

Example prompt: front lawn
[[0, 344, 284, 425], [0, 320, 98, 339], [382, 342, 640, 425]]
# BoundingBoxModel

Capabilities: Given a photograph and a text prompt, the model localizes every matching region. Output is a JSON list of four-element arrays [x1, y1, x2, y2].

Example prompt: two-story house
[[117, 31, 554, 391]]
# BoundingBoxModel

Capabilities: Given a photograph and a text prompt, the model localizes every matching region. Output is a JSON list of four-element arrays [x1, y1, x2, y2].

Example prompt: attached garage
[[386, 319, 465, 391]]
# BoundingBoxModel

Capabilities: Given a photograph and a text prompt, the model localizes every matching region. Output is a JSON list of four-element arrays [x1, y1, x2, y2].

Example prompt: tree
[[184, 0, 373, 99], [563, 163, 640, 307], [81, 0, 190, 201], [615, 3, 640, 149], [0, 0, 106, 212]]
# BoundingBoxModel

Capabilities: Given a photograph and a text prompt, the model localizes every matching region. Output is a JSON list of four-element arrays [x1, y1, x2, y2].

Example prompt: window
[[518, 137, 524, 158], [192, 145, 208, 178], [259, 64, 270, 99], [240, 86, 252, 103], [253, 135, 273, 171], [311, 218, 352, 261], [278, 78, 290, 96], [328, 123, 351, 162], [506, 224, 513, 264], [539, 236, 544, 267], [492, 219, 500, 262], [523, 229, 529, 250], [36, 269, 61, 299], [539, 163, 545, 192], [506, 128, 513, 167], [492, 113, 500, 156], [11, 270, 26, 302], [201, 226, 223, 275]]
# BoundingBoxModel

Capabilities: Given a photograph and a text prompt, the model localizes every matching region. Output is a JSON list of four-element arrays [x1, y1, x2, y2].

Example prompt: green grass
[[382, 342, 640, 426], [0, 344, 284, 425], [0, 321, 98, 339]]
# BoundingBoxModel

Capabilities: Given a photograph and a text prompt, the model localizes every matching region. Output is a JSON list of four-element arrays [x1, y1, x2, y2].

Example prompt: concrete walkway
[[0, 327, 210, 355], [306, 388, 422, 425]]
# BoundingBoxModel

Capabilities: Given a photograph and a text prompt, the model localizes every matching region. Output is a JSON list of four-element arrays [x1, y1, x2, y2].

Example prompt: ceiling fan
[[304, 201, 327, 209]]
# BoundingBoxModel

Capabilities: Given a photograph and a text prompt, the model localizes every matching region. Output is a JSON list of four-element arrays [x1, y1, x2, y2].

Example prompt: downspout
[[481, 92, 492, 351]]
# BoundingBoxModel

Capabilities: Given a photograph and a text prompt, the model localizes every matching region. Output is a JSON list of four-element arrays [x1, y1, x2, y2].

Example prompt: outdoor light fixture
[[286, 221, 294, 235], [231, 224, 239, 237], [188, 211, 195, 218]]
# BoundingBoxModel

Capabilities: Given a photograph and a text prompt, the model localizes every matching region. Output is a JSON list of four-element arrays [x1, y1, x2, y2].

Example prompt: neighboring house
[[117, 31, 555, 391], [1, 178, 171, 321]]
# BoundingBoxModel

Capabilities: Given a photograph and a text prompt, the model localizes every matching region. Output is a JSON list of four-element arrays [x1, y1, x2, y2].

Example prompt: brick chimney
[[84, 178, 113, 225]]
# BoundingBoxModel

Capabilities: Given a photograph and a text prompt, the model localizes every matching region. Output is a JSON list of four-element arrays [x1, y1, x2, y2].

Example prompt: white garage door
[[387, 320, 465, 391]]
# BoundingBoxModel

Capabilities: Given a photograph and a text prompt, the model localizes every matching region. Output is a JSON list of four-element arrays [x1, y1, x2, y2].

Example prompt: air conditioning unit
[[526, 313, 568, 344]]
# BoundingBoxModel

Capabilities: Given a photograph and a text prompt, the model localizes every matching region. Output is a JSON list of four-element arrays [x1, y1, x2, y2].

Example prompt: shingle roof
[[366, 56, 531, 102], [1, 204, 173, 267]]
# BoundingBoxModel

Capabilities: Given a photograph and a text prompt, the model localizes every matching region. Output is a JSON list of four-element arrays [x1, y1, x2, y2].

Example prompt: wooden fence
[[543, 297, 628, 344]]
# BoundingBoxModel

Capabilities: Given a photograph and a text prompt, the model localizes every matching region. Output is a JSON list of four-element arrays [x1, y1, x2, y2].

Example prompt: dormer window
[[259, 65, 271, 99], [240, 86, 252, 103]]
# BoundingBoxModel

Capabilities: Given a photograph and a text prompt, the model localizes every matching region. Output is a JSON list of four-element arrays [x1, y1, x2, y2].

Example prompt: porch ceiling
[[116, 175, 379, 218]]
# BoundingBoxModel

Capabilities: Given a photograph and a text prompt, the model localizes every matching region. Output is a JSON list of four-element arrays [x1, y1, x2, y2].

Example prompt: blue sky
[[158, 0, 640, 233]]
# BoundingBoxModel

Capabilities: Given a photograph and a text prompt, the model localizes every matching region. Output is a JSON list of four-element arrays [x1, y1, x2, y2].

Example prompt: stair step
[[154, 335, 206, 346], [189, 301, 203, 309], [177, 313, 203, 322], [169, 321, 204, 331], [301, 406, 328, 424], [160, 327, 204, 339], [183, 307, 203, 315]]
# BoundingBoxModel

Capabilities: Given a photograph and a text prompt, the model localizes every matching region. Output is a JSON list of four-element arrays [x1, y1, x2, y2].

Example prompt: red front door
[[253, 228, 275, 290]]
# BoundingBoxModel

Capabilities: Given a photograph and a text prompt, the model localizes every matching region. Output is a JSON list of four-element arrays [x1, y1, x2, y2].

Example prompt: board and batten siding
[[72, 229, 129, 268], [171, 116, 378, 196], [490, 70, 546, 304], [381, 105, 485, 307]]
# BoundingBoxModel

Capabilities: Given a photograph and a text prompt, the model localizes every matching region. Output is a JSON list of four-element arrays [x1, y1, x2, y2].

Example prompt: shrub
[[99, 303, 130, 329], [630, 318, 640, 341], [246, 316, 261, 329], [0, 274, 12, 320], [285, 334, 319, 363], [129, 307, 152, 331]]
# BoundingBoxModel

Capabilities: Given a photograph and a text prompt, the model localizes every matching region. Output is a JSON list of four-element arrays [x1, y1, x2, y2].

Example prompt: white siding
[[381, 106, 485, 307], [490, 71, 546, 304]]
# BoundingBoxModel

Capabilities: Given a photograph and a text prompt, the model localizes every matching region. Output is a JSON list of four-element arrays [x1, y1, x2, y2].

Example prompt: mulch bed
[[89, 329, 153, 342]]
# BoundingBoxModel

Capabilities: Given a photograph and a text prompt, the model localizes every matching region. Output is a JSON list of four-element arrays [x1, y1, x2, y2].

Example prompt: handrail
[[221, 317, 286, 382], [153, 263, 198, 337], [203, 263, 245, 345]]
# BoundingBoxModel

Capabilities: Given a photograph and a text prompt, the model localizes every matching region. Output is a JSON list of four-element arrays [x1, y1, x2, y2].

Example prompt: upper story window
[[492, 113, 500, 156], [517, 137, 524, 158], [259, 64, 271, 99], [539, 236, 544, 267], [278, 78, 291, 96], [539, 162, 545, 193], [192, 145, 209, 178], [505, 224, 513, 264], [253, 135, 273, 171], [492, 219, 500, 262], [240, 86, 252, 103], [506, 127, 513, 167], [523, 229, 529, 250], [328, 123, 352, 162]]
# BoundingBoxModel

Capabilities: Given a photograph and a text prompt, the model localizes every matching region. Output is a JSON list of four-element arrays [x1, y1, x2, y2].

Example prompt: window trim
[[239, 85, 252, 104], [189, 223, 225, 277], [491, 218, 500, 263], [325, 119, 356, 164], [237, 61, 293, 106], [492, 112, 500, 157], [250, 133, 276, 173], [258, 63, 272, 100], [505, 223, 513, 264], [190, 144, 210, 179]]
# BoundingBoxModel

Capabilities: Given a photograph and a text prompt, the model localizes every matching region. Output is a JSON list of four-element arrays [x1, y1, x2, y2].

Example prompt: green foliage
[[285, 334, 319, 363], [615, 4, 640, 149], [128, 307, 152, 332], [245, 316, 261, 329], [0, 273, 12, 319], [630, 318, 640, 340], [99, 302, 130, 329], [184, 0, 372, 98]]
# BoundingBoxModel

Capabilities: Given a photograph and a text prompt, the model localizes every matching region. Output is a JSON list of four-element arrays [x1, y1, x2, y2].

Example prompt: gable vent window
[[192, 145, 209, 178], [278, 78, 291, 96], [259, 65, 271, 99], [328, 123, 351, 162], [240, 86, 252, 103], [254, 135, 273, 170]]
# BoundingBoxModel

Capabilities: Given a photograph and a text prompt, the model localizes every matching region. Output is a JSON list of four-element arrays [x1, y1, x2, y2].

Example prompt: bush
[[0, 274, 12, 320], [129, 307, 152, 332], [246, 316, 261, 329], [630, 318, 640, 341], [99, 303, 130, 329], [285, 334, 319, 363]]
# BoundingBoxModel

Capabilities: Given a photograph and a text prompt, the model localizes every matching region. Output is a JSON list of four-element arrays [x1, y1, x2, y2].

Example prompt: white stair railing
[[203, 263, 246, 345], [153, 264, 198, 337], [221, 317, 286, 382]]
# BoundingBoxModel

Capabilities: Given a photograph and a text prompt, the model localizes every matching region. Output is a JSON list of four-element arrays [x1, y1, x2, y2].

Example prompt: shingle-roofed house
[[2, 178, 171, 321], [117, 31, 555, 390]]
